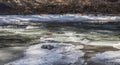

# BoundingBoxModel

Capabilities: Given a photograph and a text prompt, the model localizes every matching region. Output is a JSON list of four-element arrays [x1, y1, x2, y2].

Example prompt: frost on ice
[[6, 43, 84, 65]]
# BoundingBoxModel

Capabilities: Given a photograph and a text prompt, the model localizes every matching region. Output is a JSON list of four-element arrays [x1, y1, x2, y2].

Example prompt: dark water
[[0, 22, 120, 65]]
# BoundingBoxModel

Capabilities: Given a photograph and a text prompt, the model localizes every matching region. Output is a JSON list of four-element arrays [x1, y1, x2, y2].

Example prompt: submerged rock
[[5, 43, 84, 65], [88, 51, 120, 65]]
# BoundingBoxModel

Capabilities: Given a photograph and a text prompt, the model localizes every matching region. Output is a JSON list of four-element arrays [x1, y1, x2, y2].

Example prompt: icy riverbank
[[0, 14, 120, 24]]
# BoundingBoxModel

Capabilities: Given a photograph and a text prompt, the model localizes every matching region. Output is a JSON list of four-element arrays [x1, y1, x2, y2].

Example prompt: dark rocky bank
[[0, 0, 120, 15]]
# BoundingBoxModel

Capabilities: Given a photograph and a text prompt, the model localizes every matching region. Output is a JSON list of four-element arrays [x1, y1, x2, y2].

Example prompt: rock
[[88, 51, 120, 65], [41, 45, 54, 50], [5, 43, 85, 65]]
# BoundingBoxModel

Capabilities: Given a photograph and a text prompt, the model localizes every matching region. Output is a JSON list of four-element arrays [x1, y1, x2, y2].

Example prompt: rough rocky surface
[[5, 43, 84, 65], [88, 51, 120, 65], [0, 0, 120, 14]]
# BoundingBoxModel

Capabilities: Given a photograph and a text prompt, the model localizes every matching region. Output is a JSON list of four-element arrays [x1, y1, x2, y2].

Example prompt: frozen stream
[[0, 14, 120, 65]]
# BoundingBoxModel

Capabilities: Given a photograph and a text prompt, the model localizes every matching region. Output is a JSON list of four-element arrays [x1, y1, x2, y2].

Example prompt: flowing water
[[0, 22, 120, 65]]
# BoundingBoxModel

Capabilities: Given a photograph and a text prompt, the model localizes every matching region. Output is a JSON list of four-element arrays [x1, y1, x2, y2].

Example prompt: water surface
[[0, 22, 120, 65]]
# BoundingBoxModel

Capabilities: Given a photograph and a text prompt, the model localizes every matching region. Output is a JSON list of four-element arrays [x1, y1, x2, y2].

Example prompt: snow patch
[[89, 51, 120, 65], [5, 43, 84, 65]]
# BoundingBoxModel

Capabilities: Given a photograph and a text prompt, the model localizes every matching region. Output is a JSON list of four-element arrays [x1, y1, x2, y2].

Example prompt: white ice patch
[[5, 43, 84, 65], [0, 14, 120, 24], [89, 51, 120, 65]]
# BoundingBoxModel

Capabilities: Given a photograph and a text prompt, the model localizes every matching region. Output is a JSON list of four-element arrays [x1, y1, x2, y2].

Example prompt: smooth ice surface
[[0, 14, 120, 24], [5, 43, 84, 65]]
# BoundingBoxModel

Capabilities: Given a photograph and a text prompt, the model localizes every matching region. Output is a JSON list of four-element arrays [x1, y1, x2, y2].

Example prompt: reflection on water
[[0, 22, 120, 65]]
